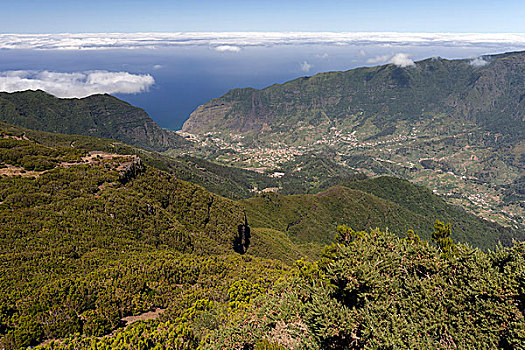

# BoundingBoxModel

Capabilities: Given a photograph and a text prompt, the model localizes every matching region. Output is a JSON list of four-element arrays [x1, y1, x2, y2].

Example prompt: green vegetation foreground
[[207, 226, 524, 349], [0, 123, 523, 349], [27, 226, 525, 349]]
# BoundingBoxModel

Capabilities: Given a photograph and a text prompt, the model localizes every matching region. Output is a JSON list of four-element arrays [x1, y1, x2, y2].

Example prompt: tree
[[431, 220, 457, 259], [335, 224, 365, 245]]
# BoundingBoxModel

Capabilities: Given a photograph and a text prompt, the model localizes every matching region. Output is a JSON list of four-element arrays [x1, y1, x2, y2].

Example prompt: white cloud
[[367, 55, 391, 64], [0, 70, 155, 98], [390, 53, 415, 67], [470, 57, 489, 67], [359, 50, 367, 56], [366, 53, 415, 67], [153, 64, 163, 69], [300, 61, 312, 72], [1, 32, 525, 50], [316, 52, 329, 59], [214, 45, 241, 52]]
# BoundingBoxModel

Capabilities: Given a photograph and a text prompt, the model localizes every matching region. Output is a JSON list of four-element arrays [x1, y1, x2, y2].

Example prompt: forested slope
[[0, 124, 289, 348], [0, 90, 188, 151], [207, 228, 525, 349], [243, 184, 522, 252]]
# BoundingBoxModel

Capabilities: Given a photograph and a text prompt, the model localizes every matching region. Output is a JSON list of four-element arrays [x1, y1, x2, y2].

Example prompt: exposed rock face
[[0, 90, 189, 151], [118, 156, 144, 184], [182, 100, 235, 134]]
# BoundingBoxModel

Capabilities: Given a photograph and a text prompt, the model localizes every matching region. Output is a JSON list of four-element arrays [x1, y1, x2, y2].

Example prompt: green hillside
[[0, 122, 278, 200], [0, 119, 523, 349], [182, 51, 525, 229], [0, 90, 188, 152], [0, 80, 523, 350], [0, 125, 292, 348], [184, 51, 525, 142], [27, 228, 525, 350], [243, 183, 522, 252], [342, 176, 520, 246]]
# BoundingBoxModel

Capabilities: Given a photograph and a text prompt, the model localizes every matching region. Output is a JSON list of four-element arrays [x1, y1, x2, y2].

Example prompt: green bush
[[206, 228, 525, 349]]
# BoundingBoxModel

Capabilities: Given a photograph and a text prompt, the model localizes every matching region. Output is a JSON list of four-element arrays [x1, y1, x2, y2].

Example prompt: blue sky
[[1, 0, 524, 33]]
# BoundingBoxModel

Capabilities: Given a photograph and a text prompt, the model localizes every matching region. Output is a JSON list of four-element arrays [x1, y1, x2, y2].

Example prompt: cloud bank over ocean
[[214, 45, 241, 52], [0, 71, 155, 98], [1, 32, 525, 50]]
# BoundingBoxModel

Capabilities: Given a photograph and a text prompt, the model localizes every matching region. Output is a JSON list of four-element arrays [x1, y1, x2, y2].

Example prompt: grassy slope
[[244, 187, 432, 245], [342, 176, 522, 246]]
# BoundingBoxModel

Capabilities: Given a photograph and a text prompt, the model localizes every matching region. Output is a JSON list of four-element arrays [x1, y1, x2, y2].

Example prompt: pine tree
[[431, 220, 457, 259]]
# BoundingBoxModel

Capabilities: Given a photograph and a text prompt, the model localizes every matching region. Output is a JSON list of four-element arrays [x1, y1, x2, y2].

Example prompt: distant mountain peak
[[183, 50, 525, 141]]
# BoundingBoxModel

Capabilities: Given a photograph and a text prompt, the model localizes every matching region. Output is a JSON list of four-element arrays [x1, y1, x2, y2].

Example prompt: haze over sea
[[1, 32, 525, 130]]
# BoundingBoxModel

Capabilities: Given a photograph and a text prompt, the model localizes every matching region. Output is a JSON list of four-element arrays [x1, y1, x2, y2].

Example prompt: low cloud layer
[[390, 53, 415, 67], [470, 57, 489, 67], [214, 45, 241, 52], [366, 53, 414, 67], [300, 61, 312, 72], [0, 70, 155, 98], [1, 32, 524, 50]]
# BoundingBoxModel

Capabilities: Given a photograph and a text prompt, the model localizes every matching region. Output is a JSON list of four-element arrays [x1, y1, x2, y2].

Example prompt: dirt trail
[[0, 151, 138, 178], [33, 308, 166, 348], [0, 164, 43, 177], [121, 308, 166, 326], [2, 133, 29, 141]]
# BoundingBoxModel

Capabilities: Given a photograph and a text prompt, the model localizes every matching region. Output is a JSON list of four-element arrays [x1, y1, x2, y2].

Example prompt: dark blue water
[[0, 45, 518, 130]]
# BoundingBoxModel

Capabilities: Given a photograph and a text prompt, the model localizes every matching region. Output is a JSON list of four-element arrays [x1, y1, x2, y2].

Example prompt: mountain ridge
[[0, 90, 188, 152], [180, 50, 525, 229], [183, 50, 525, 141]]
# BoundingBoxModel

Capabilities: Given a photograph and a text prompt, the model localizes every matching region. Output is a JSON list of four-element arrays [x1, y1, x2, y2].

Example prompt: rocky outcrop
[[118, 156, 144, 184]]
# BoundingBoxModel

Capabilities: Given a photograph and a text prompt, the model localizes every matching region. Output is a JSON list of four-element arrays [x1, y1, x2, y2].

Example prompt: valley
[[179, 119, 523, 230], [0, 50, 523, 349], [181, 52, 525, 231]]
